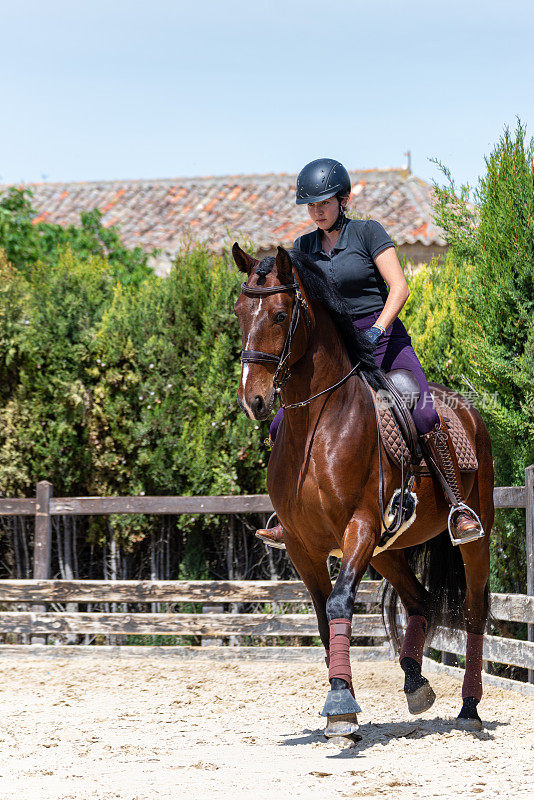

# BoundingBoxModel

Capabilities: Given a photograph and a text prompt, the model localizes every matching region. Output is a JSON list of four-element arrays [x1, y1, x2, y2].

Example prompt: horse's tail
[[378, 531, 489, 651]]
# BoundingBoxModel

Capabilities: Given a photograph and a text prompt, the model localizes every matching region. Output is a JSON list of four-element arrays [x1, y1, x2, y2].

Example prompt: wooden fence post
[[201, 604, 224, 647], [526, 465, 534, 684], [31, 481, 53, 645]]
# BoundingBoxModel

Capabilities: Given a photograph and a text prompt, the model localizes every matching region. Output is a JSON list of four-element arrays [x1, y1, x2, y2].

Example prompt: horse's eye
[[273, 312, 287, 324]]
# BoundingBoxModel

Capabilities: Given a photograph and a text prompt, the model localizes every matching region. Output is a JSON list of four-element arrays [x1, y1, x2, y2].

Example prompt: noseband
[[240, 278, 310, 395]]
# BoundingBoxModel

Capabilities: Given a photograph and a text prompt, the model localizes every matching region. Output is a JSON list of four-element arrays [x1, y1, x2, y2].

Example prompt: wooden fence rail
[[0, 484, 530, 516], [429, 629, 534, 672], [0, 611, 384, 638], [0, 579, 382, 604], [0, 579, 532, 678]]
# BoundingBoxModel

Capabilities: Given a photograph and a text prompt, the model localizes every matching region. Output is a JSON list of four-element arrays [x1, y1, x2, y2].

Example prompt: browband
[[240, 281, 299, 296]]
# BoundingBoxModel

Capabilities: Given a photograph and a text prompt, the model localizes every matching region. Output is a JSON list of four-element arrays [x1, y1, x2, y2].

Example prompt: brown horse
[[233, 243, 493, 740]]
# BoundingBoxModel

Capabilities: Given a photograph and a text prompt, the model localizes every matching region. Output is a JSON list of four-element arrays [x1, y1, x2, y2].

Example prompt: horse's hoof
[[456, 696, 483, 731], [324, 713, 360, 740], [326, 733, 362, 748], [320, 689, 361, 718], [405, 681, 436, 714], [455, 716, 483, 732]]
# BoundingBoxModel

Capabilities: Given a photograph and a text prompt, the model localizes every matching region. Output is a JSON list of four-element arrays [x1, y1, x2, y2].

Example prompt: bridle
[[239, 277, 361, 410], [240, 279, 308, 400]]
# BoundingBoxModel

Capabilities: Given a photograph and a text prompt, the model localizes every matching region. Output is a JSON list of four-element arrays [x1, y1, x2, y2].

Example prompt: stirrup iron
[[264, 512, 278, 529], [447, 502, 485, 546]]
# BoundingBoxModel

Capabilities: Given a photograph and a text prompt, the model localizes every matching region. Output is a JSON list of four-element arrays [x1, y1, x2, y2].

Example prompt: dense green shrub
[[0, 250, 118, 495], [0, 209, 267, 562]]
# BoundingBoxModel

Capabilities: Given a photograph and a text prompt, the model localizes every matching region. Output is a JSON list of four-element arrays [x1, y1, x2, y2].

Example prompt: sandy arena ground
[[0, 657, 532, 800]]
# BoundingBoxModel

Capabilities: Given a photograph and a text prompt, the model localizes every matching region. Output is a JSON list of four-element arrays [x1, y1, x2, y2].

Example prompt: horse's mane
[[255, 250, 388, 392]]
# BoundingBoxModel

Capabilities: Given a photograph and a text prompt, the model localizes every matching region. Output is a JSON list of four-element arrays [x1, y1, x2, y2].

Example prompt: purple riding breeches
[[269, 309, 440, 441]]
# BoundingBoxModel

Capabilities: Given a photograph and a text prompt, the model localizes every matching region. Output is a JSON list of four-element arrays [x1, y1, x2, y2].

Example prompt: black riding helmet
[[295, 158, 351, 205]]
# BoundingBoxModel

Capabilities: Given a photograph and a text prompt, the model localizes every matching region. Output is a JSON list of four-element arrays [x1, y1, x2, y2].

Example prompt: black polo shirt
[[293, 219, 394, 319]]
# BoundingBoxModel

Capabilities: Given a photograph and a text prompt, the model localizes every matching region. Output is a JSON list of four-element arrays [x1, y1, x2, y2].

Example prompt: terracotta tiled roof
[[1, 168, 446, 273]]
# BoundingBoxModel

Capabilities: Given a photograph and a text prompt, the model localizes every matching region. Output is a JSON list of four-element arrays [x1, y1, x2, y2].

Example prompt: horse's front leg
[[321, 512, 377, 739], [284, 534, 334, 658]]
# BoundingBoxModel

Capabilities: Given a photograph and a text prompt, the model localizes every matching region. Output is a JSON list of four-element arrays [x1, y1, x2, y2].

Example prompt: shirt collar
[[311, 217, 350, 254], [332, 217, 350, 251]]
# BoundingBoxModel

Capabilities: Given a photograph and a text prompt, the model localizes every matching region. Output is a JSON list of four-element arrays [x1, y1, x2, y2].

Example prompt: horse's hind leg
[[456, 501, 492, 728], [371, 549, 436, 714], [455, 535, 490, 730], [454, 440, 493, 731]]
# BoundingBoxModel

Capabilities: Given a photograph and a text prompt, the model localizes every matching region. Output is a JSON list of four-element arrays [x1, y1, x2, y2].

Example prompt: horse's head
[[233, 243, 313, 420]]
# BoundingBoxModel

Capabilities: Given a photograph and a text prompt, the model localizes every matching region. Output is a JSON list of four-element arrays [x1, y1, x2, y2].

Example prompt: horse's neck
[[281, 303, 367, 437]]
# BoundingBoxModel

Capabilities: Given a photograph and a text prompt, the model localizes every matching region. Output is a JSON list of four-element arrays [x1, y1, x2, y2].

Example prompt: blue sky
[[1, 0, 533, 192]]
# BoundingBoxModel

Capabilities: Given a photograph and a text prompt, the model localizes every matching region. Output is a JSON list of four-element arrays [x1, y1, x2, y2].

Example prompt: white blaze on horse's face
[[241, 301, 261, 418], [235, 293, 283, 421]]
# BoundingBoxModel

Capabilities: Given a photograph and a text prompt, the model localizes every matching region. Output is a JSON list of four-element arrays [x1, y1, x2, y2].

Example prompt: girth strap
[[361, 373, 413, 537], [380, 373, 422, 463]]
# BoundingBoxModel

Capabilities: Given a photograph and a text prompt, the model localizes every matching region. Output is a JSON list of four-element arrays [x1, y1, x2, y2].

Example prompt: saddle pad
[[376, 391, 478, 473]]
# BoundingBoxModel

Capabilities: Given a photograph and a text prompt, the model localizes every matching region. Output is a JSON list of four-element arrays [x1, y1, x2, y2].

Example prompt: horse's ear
[[232, 242, 258, 275], [275, 246, 293, 284]]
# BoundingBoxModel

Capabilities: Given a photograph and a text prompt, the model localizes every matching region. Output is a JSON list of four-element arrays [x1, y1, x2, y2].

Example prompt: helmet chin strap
[[326, 198, 346, 233]]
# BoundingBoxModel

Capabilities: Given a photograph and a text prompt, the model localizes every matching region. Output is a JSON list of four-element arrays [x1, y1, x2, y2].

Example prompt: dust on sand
[[0, 658, 532, 800]]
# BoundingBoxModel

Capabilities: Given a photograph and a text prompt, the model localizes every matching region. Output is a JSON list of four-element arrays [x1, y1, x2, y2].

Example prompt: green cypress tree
[[404, 120, 534, 592], [431, 119, 534, 485]]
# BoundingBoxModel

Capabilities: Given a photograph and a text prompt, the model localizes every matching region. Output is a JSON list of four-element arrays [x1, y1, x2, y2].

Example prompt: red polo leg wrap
[[462, 633, 483, 701], [328, 618, 352, 685], [400, 615, 428, 666]]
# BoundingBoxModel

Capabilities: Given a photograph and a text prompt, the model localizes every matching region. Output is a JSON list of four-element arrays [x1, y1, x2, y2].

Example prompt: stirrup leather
[[263, 512, 278, 529], [420, 417, 485, 546]]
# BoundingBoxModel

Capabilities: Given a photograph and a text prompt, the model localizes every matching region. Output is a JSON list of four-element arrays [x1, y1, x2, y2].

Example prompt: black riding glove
[[363, 326, 384, 347]]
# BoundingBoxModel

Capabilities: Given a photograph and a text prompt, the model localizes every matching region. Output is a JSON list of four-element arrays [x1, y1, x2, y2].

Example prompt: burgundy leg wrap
[[462, 633, 484, 701], [328, 618, 352, 685], [400, 615, 428, 665]]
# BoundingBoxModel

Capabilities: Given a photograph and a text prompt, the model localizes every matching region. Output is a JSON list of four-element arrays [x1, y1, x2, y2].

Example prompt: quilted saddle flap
[[376, 389, 478, 474]]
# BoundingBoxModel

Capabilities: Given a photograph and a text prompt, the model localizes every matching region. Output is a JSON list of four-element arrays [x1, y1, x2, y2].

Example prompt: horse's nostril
[[253, 395, 265, 413], [250, 395, 266, 417]]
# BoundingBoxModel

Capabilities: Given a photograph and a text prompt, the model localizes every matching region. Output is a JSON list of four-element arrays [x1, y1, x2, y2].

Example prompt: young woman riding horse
[[233, 158, 493, 738], [257, 158, 482, 548]]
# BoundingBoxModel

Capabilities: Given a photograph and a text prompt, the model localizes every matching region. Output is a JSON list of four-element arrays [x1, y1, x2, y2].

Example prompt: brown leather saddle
[[373, 370, 478, 474]]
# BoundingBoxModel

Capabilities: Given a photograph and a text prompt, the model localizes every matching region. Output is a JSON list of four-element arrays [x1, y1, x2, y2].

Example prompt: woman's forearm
[[371, 247, 410, 332], [373, 285, 410, 331]]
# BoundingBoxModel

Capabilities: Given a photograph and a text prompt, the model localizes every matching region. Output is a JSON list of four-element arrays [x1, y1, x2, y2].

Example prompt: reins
[[281, 362, 362, 410]]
